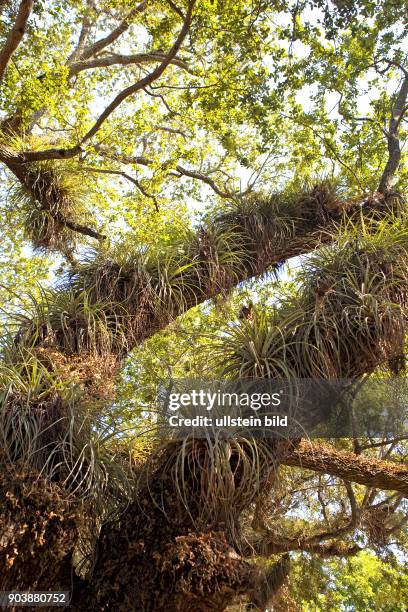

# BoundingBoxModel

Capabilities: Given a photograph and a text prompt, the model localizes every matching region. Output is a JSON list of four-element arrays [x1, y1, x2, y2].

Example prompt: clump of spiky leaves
[[10, 159, 93, 253], [0, 341, 135, 525], [216, 209, 408, 380], [0, 346, 137, 581], [0, 345, 72, 471], [218, 178, 346, 243], [207, 179, 348, 275], [4, 180, 341, 505], [69, 241, 200, 344], [69, 228, 246, 344], [150, 207, 408, 541], [9, 286, 128, 391], [0, 179, 352, 547], [140, 433, 290, 546], [18, 286, 127, 357], [2, 132, 96, 254], [36, 179, 343, 353], [70, 180, 353, 537], [0, 285, 135, 536], [2, 179, 348, 375]]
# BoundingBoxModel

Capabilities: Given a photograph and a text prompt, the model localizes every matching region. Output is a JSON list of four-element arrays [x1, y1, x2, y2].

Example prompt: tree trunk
[[69, 440, 292, 611], [0, 465, 79, 592]]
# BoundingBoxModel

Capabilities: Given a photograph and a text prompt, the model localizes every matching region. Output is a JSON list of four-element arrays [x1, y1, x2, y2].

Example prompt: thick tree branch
[[378, 68, 408, 193], [67, 0, 95, 63], [0, 0, 33, 81], [5, 185, 407, 601], [283, 441, 408, 496], [69, 52, 192, 77]]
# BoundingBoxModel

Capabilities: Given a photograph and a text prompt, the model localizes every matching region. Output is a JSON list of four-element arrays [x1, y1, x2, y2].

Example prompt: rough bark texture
[[3, 192, 408, 609], [378, 74, 408, 194], [69, 440, 292, 611], [0, 0, 33, 81], [0, 464, 79, 592], [283, 440, 408, 495]]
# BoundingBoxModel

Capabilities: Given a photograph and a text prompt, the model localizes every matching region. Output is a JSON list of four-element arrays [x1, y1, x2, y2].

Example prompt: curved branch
[[378, 69, 408, 194], [8, 1, 196, 162], [78, 1, 148, 61], [55, 215, 106, 240], [82, 166, 159, 211], [283, 441, 408, 496], [80, 0, 195, 144], [0, 0, 33, 81], [93, 145, 235, 198], [69, 52, 192, 78], [172, 164, 234, 198], [255, 535, 361, 557]]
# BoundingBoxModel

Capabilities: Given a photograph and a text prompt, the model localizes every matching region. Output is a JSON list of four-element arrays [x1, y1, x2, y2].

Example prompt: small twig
[[82, 166, 159, 211]]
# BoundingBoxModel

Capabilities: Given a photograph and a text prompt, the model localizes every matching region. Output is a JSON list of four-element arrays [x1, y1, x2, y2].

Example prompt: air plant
[[216, 211, 408, 380], [0, 177, 375, 556], [2, 132, 96, 253], [147, 208, 408, 539]]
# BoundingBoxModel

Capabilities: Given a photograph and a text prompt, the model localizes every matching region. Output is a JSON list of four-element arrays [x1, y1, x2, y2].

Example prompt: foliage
[[0, 0, 407, 607], [290, 550, 408, 611]]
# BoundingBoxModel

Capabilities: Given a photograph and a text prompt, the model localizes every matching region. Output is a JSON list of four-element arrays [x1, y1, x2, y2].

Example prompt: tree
[[0, 0, 407, 610], [289, 550, 408, 611]]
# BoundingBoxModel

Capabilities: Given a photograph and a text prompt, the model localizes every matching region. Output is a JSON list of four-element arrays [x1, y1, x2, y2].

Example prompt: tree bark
[[69, 439, 292, 611], [0, 465, 79, 592], [378, 72, 408, 194], [283, 440, 408, 495], [0, 0, 33, 81]]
